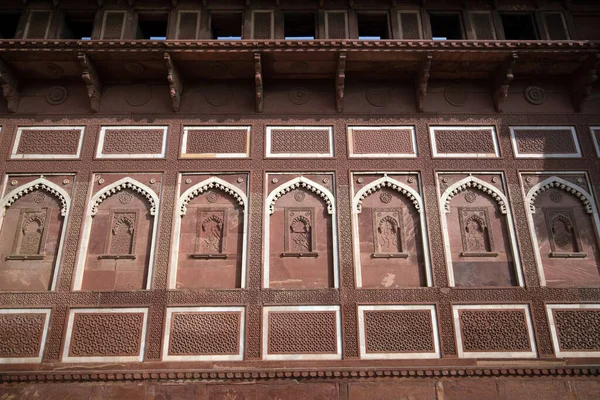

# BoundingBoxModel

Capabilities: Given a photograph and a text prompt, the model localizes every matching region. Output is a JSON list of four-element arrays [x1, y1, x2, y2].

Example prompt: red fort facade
[[0, 0, 600, 398]]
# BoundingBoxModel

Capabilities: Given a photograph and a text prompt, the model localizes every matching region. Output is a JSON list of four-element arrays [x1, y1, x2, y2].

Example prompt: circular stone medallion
[[525, 86, 546, 105], [46, 86, 68, 105], [366, 86, 392, 107], [444, 84, 470, 107], [125, 84, 152, 107], [205, 84, 232, 107], [289, 87, 310, 105]]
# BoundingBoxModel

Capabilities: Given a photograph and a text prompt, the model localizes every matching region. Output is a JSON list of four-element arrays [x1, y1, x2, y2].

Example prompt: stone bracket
[[165, 52, 183, 112], [78, 53, 102, 113], [570, 53, 599, 113], [335, 52, 346, 113], [0, 59, 21, 113], [416, 53, 432, 113], [254, 52, 263, 113], [492, 53, 518, 113]]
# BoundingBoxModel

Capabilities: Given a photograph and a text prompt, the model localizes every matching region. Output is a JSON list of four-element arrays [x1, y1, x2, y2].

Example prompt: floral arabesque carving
[[354, 175, 421, 213], [441, 176, 506, 214], [3, 178, 69, 216], [90, 178, 158, 216], [179, 177, 246, 216], [268, 176, 334, 215], [527, 176, 593, 214]]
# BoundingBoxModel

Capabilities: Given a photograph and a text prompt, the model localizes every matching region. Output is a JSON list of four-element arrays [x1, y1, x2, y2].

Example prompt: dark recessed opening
[[210, 12, 243, 40], [137, 13, 168, 40], [501, 13, 538, 40], [284, 12, 316, 39], [0, 12, 20, 39], [357, 13, 391, 40], [429, 13, 463, 40], [63, 12, 95, 40]]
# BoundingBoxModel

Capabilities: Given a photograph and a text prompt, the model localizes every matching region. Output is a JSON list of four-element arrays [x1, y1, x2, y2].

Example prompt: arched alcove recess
[[74, 176, 160, 291], [440, 175, 523, 287], [170, 176, 248, 289], [264, 175, 338, 289], [352, 174, 431, 288], [0, 177, 71, 291], [526, 175, 600, 287]]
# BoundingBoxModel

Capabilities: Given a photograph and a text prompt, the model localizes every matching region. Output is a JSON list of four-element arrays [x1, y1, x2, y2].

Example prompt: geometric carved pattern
[[547, 305, 600, 357], [97, 127, 167, 158], [0, 313, 47, 359], [266, 127, 333, 157], [430, 126, 499, 158], [348, 126, 417, 158], [168, 312, 240, 355], [364, 310, 434, 353], [182, 127, 250, 158], [510, 126, 581, 158], [13, 127, 84, 159]]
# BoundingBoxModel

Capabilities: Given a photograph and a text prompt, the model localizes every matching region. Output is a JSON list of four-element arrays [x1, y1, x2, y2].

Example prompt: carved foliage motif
[[268, 312, 337, 354], [197, 209, 227, 255], [364, 310, 434, 353], [69, 313, 144, 357], [168, 312, 240, 355], [284, 208, 314, 253], [459, 310, 531, 352], [106, 211, 138, 256], [553, 310, 600, 351], [458, 208, 495, 254], [13, 209, 49, 256], [544, 209, 583, 254], [0, 313, 46, 358], [372, 209, 404, 254]]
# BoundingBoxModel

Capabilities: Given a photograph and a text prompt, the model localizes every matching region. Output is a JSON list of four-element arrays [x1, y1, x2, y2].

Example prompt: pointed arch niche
[[0, 175, 73, 291], [263, 174, 339, 289], [352, 173, 432, 288], [523, 174, 600, 287], [73, 175, 161, 291], [439, 174, 524, 287], [169, 174, 248, 289]]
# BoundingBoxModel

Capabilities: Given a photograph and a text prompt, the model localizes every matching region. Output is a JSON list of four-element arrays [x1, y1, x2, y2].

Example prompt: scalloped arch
[[441, 176, 508, 214], [266, 176, 335, 215], [90, 177, 159, 216], [353, 175, 422, 213], [179, 176, 247, 216], [526, 176, 594, 214], [1, 177, 70, 216]]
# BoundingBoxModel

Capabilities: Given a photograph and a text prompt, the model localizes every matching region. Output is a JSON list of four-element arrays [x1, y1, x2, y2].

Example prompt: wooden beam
[[416, 53, 432, 113], [335, 52, 346, 113], [492, 53, 518, 113], [0, 59, 21, 113], [78, 53, 102, 113], [254, 52, 264, 113], [570, 53, 599, 113], [165, 52, 183, 112]]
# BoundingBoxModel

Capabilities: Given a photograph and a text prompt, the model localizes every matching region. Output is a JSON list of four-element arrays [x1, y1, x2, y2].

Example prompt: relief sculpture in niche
[[283, 209, 316, 257], [102, 211, 138, 259], [192, 209, 228, 259], [544, 209, 585, 258], [458, 208, 497, 257], [10, 209, 49, 259], [372, 209, 407, 258]]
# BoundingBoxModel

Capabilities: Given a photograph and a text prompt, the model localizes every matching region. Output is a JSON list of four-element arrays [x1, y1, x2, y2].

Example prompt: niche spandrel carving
[[458, 207, 498, 257], [371, 208, 408, 259], [190, 209, 228, 260], [7, 208, 50, 261], [544, 208, 586, 258], [99, 210, 139, 260], [282, 208, 318, 258]]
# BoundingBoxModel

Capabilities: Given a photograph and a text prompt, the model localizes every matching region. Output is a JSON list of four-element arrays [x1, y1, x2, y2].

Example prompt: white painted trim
[[100, 10, 127, 40], [181, 126, 251, 158], [430, 126, 500, 158], [591, 127, 600, 158], [546, 303, 600, 358], [438, 174, 524, 287], [162, 306, 245, 361], [351, 174, 432, 287], [62, 308, 149, 363], [262, 305, 342, 361], [263, 175, 339, 289], [11, 126, 85, 160], [169, 175, 249, 289], [175, 10, 201, 40], [452, 304, 537, 359], [265, 126, 334, 158], [324, 10, 349, 39], [251, 10, 274, 39], [347, 126, 417, 158], [0, 308, 51, 364], [0, 177, 72, 291], [73, 177, 160, 291], [95, 126, 168, 159], [509, 126, 582, 159], [357, 305, 440, 359]]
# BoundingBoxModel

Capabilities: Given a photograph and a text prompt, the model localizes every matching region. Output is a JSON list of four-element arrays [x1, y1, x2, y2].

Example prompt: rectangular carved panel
[[543, 208, 585, 257], [181, 126, 250, 158], [101, 210, 139, 259], [283, 208, 316, 256], [196, 209, 227, 256], [371, 208, 407, 258], [0, 309, 51, 363], [430, 126, 499, 158], [96, 126, 167, 159], [458, 207, 497, 257], [348, 126, 417, 158], [453, 305, 537, 358], [547, 304, 600, 357], [266, 127, 333, 158], [510, 126, 581, 158], [9, 208, 50, 259], [11, 127, 85, 159]]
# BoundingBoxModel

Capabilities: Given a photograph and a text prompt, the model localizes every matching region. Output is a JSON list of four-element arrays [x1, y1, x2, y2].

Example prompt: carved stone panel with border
[[96, 126, 167, 159], [510, 126, 581, 158], [546, 304, 600, 358], [11, 127, 85, 159]]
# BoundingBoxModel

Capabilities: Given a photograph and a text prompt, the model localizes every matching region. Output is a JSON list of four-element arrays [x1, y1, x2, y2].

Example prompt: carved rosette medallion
[[550, 191, 563, 203], [119, 191, 134, 204], [444, 84, 470, 107], [525, 86, 546, 105], [207, 191, 220, 203], [379, 191, 392, 204], [46, 86, 68, 105], [464, 191, 477, 203], [33, 192, 46, 204], [125, 84, 152, 107], [366, 86, 392, 107], [294, 191, 306, 202], [205, 84, 232, 106], [289, 87, 310, 105], [125, 62, 145, 75]]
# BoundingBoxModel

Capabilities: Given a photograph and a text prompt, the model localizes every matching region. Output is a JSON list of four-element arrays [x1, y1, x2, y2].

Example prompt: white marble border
[[509, 126, 582, 158], [162, 306, 245, 361], [168, 174, 249, 289], [265, 126, 334, 158], [357, 305, 440, 360], [0, 308, 51, 364], [430, 126, 500, 158], [262, 174, 339, 289], [347, 126, 417, 158], [62, 307, 149, 363], [262, 305, 342, 361], [437, 173, 524, 287], [590, 127, 600, 158], [181, 126, 250, 158], [350, 173, 432, 287], [96, 126, 168, 159], [11, 126, 85, 160], [546, 303, 600, 358], [453, 304, 537, 359]]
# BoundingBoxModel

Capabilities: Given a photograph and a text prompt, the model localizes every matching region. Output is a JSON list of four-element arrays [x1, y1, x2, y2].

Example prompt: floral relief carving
[[458, 208, 496, 256], [442, 177, 506, 214], [106, 211, 138, 256], [12, 209, 49, 257], [69, 313, 144, 357], [197, 210, 226, 255], [544, 209, 585, 257], [553, 310, 600, 351], [355, 176, 421, 213], [0, 313, 46, 358], [284, 209, 315, 254], [268, 177, 333, 215], [372, 209, 405, 256]]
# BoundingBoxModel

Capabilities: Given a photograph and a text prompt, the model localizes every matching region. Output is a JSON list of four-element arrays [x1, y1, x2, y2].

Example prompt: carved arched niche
[[174, 176, 247, 289], [265, 175, 338, 289], [527, 176, 600, 286], [0, 177, 71, 291]]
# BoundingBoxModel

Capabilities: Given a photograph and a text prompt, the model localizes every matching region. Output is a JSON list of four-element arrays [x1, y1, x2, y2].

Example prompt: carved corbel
[[492, 53, 518, 113], [254, 52, 264, 113], [335, 52, 346, 112], [0, 59, 21, 113], [78, 53, 102, 113], [164, 52, 183, 112], [570, 53, 599, 113], [415, 53, 432, 113]]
